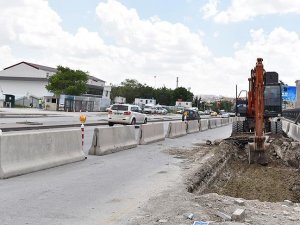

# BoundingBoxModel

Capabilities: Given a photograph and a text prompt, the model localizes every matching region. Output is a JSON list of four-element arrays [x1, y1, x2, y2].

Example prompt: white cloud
[[0, 0, 300, 97], [201, 0, 219, 19], [213, 31, 219, 38], [204, 0, 300, 23]]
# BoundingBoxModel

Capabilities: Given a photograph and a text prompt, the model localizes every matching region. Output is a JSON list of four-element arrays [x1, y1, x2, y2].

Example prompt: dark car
[[182, 109, 200, 122]]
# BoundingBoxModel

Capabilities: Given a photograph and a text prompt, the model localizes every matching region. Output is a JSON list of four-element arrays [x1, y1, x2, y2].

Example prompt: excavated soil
[[203, 137, 300, 203]]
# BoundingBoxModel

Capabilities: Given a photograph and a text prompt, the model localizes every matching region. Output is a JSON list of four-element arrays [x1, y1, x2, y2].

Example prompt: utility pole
[[176, 77, 179, 88]]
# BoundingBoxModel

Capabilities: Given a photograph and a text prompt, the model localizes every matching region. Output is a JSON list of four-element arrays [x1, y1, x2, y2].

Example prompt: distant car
[[228, 112, 236, 117], [182, 109, 200, 122], [189, 107, 199, 111], [210, 111, 218, 117], [221, 113, 229, 118], [143, 105, 156, 114], [199, 111, 211, 119], [155, 106, 168, 114], [108, 104, 147, 126]]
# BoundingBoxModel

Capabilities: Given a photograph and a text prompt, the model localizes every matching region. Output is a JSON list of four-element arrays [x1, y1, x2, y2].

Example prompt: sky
[[0, 0, 300, 97]]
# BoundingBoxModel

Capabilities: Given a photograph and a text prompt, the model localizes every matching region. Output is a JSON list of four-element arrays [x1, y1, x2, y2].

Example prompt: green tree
[[110, 79, 143, 103], [154, 86, 173, 105], [111, 79, 195, 106], [46, 66, 88, 96], [172, 87, 194, 103]]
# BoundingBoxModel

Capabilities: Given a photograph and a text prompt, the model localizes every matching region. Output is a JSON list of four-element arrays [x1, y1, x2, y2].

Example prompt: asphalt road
[[0, 123, 232, 225]]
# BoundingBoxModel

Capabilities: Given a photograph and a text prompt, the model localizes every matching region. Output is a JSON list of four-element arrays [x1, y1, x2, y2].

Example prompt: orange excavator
[[233, 58, 282, 165]]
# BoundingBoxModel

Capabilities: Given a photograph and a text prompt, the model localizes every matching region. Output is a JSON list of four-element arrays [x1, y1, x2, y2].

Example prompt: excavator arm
[[249, 58, 268, 165]]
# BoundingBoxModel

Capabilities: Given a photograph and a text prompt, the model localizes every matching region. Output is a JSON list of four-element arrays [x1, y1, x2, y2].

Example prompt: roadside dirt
[[127, 136, 300, 225]]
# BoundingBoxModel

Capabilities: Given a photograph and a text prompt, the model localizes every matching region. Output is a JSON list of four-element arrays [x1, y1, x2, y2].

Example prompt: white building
[[114, 96, 126, 104], [175, 101, 192, 108], [134, 98, 156, 107], [0, 61, 111, 108]]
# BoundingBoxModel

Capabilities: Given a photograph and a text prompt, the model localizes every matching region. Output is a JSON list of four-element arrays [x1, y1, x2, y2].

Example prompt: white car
[[143, 105, 156, 114], [221, 113, 230, 118], [108, 104, 147, 126], [155, 106, 168, 114]]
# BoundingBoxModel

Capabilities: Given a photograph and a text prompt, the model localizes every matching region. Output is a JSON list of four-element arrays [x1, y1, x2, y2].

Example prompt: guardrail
[[282, 109, 300, 123]]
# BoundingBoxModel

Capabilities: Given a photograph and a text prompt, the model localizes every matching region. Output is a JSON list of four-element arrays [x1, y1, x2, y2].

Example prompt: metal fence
[[64, 99, 94, 112], [282, 108, 300, 122], [60, 94, 111, 112], [15, 96, 39, 108]]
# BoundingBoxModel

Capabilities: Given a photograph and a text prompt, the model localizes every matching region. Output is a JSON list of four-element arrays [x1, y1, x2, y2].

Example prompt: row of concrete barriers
[[0, 117, 237, 179], [282, 119, 300, 142], [89, 117, 234, 156]]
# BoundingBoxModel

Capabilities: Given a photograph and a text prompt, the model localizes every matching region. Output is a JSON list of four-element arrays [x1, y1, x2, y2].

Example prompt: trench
[[189, 137, 300, 203]]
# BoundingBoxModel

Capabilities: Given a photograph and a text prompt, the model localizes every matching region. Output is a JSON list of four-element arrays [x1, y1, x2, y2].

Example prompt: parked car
[[143, 105, 156, 114], [155, 106, 168, 114], [182, 109, 200, 122], [108, 104, 147, 126]]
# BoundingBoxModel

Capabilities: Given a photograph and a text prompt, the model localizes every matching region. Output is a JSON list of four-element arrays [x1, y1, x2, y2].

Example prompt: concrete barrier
[[200, 119, 209, 131], [166, 121, 187, 138], [139, 123, 165, 145], [0, 129, 85, 179], [89, 126, 137, 156], [215, 118, 222, 127], [187, 120, 200, 134], [237, 117, 245, 122], [221, 118, 229, 126], [282, 120, 290, 134], [209, 119, 217, 129], [287, 123, 300, 142]]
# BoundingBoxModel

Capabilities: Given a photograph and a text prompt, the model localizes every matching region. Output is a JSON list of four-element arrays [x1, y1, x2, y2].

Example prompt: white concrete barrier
[[0, 129, 85, 179], [209, 119, 217, 129], [89, 126, 137, 156], [139, 123, 165, 145], [221, 118, 229, 126], [187, 120, 200, 134], [200, 119, 209, 131], [215, 118, 222, 127], [166, 121, 187, 139], [287, 123, 300, 142], [282, 120, 290, 134]]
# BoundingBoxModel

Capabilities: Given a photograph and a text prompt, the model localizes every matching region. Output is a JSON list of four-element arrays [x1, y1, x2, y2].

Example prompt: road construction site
[[1, 108, 300, 225], [128, 129, 300, 225]]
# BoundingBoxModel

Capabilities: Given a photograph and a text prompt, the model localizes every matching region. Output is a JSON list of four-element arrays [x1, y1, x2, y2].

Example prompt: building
[[134, 98, 156, 107], [0, 61, 111, 110], [114, 96, 126, 104], [175, 100, 192, 108]]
